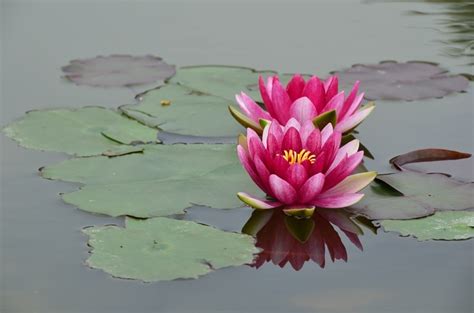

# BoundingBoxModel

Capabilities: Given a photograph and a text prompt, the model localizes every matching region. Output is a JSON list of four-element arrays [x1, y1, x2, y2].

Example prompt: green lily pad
[[120, 84, 244, 137], [350, 172, 474, 220], [169, 65, 276, 101], [380, 211, 474, 241], [2, 107, 158, 156], [41, 144, 262, 217], [83, 217, 259, 282]]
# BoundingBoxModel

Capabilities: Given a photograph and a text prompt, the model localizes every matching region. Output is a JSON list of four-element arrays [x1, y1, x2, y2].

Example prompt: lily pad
[[2, 107, 158, 156], [62, 54, 176, 88], [121, 84, 244, 137], [350, 171, 474, 220], [83, 217, 259, 282], [169, 65, 276, 101], [333, 61, 469, 101], [41, 144, 262, 217], [381, 211, 474, 241]]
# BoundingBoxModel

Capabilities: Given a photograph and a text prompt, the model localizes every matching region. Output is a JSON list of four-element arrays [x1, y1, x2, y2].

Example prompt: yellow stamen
[[281, 149, 316, 165]]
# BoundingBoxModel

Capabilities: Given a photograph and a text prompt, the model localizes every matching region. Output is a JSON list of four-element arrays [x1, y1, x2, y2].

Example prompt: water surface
[[1, 1, 473, 312]]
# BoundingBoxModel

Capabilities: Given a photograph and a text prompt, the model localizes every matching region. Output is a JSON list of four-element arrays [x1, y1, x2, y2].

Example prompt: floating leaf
[[169, 65, 276, 101], [121, 84, 244, 137], [390, 148, 471, 170], [350, 172, 474, 220], [381, 211, 474, 241], [83, 217, 258, 282], [333, 61, 469, 101], [62, 54, 176, 88], [41, 144, 262, 217], [2, 107, 158, 156]]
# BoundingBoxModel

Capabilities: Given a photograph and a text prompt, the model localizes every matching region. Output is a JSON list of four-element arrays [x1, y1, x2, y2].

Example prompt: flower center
[[281, 149, 316, 165]]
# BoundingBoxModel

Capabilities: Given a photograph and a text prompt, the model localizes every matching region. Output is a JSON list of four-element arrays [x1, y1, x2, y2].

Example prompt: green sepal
[[283, 206, 315, 218], [313, 110, 337, 129], [258, 118, 270, 128], [228, 105, 263, 135]]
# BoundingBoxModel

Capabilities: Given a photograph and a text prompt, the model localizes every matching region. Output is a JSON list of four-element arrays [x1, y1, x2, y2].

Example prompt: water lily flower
[[229, 74, 374, 134], [237, 118, 376, 212], [242, 209, 364, 270]]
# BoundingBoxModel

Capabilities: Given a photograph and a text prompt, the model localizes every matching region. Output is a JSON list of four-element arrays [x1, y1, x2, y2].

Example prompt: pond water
[[1, 1, 473, 313]]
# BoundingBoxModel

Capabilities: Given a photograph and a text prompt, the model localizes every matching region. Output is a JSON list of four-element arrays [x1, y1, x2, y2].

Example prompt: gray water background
[[1, 1, 473, 312]]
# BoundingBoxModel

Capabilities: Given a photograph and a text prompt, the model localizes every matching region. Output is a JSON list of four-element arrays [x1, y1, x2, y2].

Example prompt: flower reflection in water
[[242, 209, 375, 270]]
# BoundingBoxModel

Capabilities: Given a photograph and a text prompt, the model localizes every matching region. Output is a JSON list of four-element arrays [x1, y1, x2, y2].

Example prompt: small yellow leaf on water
[[160, 99, 171, 106]]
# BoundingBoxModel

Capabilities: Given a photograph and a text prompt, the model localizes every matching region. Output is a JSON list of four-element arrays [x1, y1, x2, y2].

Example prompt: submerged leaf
[[83, 217, 259, 282], [389, 148, 471, 170], [2, 107, 158, 156], [62, 54, 176, 87], [333, 61, 469, 101], [381, 211, 474, 241], [41, 145, 262, 217]]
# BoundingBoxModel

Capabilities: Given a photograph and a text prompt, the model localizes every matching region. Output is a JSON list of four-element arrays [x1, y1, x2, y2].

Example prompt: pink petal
[[303, 76, 326, 112], [324, 171, 377, 196], [326, 139, 360, 174], [285, 163, 308, 190], [282, 127, 302, 152], [324, 151, 364, 190], [237, 192, 281, 209], [269, 174, 297, 204], [266, 134, 281, 156], [304, 129, 321, 153], [237, 145, 265, 191], [272, 155, 290, 178], [311, 193, 364, 208], [298, 173, 325, 203], [336, 104, 375, 133], [271, 78, 292, 124], [235, 92, 271, 122], [345, 92, 365, 119], [283, 117, 301, 132], [320, 123, 334, 144], [339, 81, 361, 119], [323, 91, 345, 113], [259, 76, 277, 117], [289, 97, 317, 123], [299, 120, 315, 144], [254, 156, 271, 189], [324, 76, 339, 102], [320, 131, 342, 170], [262, 119, 284, 147], [310, 151, 326, 175], [247, 128, 265, 159], [286, 74, 306, 100]]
